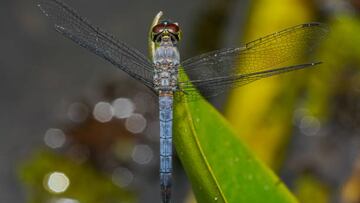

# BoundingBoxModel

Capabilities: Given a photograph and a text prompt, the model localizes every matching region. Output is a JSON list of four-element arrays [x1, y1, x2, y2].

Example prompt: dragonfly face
[[152, 20, 181, 94], [151, 20, 181, 44]]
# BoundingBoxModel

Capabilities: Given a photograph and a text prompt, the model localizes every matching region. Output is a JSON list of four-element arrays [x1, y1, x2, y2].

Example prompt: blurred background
[[1, 0, 360, 202]]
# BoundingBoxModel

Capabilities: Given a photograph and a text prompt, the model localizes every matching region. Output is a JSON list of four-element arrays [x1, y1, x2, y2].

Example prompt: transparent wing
[[175, 62, 320, 101], [38, 0, 154, 89], [178, 23, 328, 100]]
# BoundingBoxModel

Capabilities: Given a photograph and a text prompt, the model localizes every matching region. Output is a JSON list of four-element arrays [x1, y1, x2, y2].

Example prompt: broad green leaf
[[172, 80, 298, 203]]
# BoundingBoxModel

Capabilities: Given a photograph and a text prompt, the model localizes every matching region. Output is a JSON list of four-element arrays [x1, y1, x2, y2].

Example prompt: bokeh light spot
[[44, 128, 66, 149], [112, 98, 135, 119], [131, 144, 153, 164], [45, 171, 70, 194], [125, 113, 147, 133], [111, 167, 134, 188], [300, 115, 321, 136], [93, 102, 113, 123], [50, 198, 80, 203]]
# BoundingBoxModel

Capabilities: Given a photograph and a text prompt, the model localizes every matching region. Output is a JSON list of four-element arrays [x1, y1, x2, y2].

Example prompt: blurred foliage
[[306, 14, 360, 120], [186, 0, 236, 57], [226, 0, 319, 169], [293, 174, 330, 203], [316, 14, 360, 202], [342, 156, 360, 203], [19, 150, 134, 203], [226, 0, 360, 203]]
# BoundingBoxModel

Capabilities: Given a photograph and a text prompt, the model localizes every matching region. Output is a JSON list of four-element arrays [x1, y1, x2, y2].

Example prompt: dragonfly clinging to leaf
[[38, 0, 328, 202]]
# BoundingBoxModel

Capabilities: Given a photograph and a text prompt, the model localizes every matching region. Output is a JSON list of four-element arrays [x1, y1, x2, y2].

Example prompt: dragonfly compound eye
[[152, 23, 166, 42], [166, 23, 179, 33], [152, 24, 165, 34], [167, 23, 181, 42]]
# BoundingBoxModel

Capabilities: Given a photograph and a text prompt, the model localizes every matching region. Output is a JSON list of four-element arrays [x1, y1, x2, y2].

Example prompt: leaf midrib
[[183, 99, 228, 203]]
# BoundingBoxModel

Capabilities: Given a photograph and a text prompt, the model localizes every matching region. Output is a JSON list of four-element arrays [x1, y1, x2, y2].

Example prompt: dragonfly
[[38, 0, 328, 202]]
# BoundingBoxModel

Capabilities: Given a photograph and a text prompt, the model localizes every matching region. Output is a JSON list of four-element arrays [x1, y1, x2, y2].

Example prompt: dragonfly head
[[151, 20, 181, 44]]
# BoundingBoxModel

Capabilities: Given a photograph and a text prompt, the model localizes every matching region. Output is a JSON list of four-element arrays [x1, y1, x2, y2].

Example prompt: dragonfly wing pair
[[38, 0, 328, 102]]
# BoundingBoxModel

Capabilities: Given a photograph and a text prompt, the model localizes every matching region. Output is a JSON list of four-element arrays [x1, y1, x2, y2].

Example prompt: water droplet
[[214, 197, 218, 201]]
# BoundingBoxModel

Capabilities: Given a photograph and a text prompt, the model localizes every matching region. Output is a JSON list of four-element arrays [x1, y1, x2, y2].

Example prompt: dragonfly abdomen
[[159, 95, 173, 203]]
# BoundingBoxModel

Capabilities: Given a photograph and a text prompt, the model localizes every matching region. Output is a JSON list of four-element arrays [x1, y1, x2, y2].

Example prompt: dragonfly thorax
[[153, 39, 180, 93]]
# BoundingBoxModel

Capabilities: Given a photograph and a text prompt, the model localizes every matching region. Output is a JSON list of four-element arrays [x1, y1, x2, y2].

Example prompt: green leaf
[[173, 89, 299, 203]]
